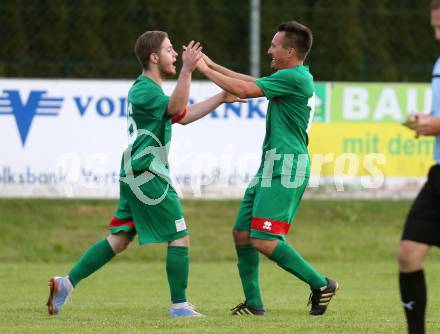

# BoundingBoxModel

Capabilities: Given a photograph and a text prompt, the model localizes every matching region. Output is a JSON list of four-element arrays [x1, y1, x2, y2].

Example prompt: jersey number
[[127, 103, 137, 146], [306, 93, 316, 133]]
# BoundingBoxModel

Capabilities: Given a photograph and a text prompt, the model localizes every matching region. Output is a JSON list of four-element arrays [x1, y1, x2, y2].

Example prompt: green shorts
[[233, 175, 309, 241], [109, 175, 188, 244]]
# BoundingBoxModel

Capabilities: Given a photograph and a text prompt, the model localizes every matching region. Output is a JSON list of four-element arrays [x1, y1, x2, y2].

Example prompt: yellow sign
[[309, 123, 434, 177]]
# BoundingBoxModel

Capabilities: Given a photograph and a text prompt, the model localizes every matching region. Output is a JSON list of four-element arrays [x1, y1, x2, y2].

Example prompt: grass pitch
[[0, 199, 439, 333]]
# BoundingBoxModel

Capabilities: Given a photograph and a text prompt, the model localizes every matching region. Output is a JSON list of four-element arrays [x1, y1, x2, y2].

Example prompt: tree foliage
[[0, 0, 437, 81]]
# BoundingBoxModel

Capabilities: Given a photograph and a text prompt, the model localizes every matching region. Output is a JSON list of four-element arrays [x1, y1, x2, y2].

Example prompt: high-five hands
[[195, 55, 209, 74], [183, 47, 246, 104], [182, 41, 203, 72], [202, 53, 214, 68]]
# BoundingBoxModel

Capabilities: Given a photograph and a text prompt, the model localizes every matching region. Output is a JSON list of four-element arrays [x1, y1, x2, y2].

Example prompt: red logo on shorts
[[251, 217, 291, 235], [262, 221, 272, 230]]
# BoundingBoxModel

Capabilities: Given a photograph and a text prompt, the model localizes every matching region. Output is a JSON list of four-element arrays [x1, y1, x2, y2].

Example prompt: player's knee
[[250, 238, 268, 254], [250, 237, 263, 250], [233, 229, 250, 245], [397, 242, 422, 269], [250, 237, 279, 256], [112, 240, 130, 254], [118, 238, 131, 253], [107, 234, 130, 254], [169, 235, 190, 247]]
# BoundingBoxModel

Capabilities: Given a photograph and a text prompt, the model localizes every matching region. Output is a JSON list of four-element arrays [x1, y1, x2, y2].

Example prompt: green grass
[[0, 199, 426, 263], [1, 199, 439, 333]]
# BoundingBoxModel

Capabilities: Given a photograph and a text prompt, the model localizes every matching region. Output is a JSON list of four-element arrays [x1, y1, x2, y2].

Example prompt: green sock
[[270, 240, 327, 289], [68, 238, 115, 287], [236, 244, 263, 309], [166, 246, 189, 303]]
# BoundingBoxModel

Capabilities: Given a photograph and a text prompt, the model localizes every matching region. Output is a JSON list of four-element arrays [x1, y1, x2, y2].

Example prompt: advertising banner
[[0, 79, 435, 198]]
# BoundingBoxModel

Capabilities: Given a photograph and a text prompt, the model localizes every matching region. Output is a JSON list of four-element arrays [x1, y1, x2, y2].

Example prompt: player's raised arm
[[203, 53, 256, 82], [167, 41, 203, 117], [197, 57, 264, 99], [176, 91, 246, 125]]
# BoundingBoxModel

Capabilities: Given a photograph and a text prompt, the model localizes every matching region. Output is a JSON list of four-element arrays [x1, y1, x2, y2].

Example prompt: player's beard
[[158, 62, 177, 79]]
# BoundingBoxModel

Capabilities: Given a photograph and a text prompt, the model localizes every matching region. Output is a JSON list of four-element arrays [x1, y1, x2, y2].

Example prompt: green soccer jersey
[[254, 65, 315, 178], [120, 75, 172, 179]]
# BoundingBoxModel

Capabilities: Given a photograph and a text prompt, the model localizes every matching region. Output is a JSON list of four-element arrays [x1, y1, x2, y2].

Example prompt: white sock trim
[[64, 276, 74, 291], [170, 301, 189, 309]]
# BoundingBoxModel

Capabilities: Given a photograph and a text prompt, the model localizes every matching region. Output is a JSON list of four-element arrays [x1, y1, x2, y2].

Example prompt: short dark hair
[[432, 0, 440, 10], [278, 21, 313, 60], [134, 30, 168, 69]]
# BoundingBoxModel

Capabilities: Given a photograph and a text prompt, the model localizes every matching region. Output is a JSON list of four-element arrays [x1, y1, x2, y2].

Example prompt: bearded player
[[47, 30, 240, 318]]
